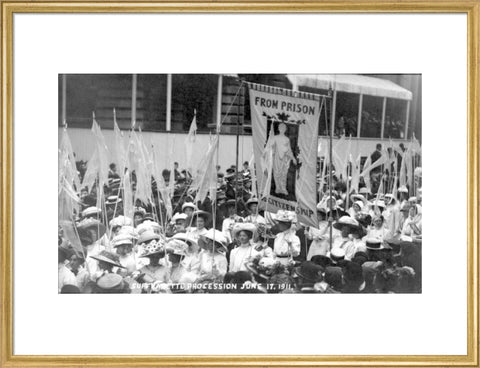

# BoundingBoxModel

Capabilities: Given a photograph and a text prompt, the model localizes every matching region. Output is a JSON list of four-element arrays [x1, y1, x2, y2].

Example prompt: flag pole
[[234, 84, 242, 215], [328, 86, 335, 252]]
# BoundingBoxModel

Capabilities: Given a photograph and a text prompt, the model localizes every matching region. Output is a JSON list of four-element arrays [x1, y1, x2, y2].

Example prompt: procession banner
[[248, 83, 321, 227]]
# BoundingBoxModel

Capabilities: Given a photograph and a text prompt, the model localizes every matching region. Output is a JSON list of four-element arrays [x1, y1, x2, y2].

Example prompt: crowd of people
[[59, 152, 422, 294]]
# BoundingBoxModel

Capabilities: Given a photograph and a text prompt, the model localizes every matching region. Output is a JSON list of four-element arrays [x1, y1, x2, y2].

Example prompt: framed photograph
[[1, 1, 478, 367]]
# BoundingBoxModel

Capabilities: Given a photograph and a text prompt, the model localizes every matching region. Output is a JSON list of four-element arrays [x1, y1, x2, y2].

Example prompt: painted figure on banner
[[271, 123, 296, 196]]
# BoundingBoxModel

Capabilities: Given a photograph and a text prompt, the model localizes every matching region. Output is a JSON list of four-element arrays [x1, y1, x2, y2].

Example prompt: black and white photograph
[[58, 73, 422, 294]]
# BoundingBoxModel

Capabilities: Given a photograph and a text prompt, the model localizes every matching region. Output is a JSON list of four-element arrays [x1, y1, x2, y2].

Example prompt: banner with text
[[249, 84, 322, 227]]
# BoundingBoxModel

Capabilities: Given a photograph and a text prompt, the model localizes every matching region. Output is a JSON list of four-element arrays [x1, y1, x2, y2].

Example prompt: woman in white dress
[[366, 215, 389, 242], [197, 229, 228, 279], [229, 223, 260, 272], [271, 123, 296, 196], [186, 210, 210, 242]]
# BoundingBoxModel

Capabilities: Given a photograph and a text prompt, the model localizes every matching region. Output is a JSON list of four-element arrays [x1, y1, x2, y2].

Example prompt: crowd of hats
[[58, 158, 421, 294]]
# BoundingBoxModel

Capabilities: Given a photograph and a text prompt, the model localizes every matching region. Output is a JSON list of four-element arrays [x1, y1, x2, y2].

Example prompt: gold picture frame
[[1, 1, 478, 367]]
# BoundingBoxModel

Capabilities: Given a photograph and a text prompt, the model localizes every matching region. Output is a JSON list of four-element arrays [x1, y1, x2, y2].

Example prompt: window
[[137, 74, 167, 131], [335, 92, 360, 137], [360, 95, 383, 138], [62, 74, 133, 130], [384, 98, 407, 139], [171, 74, 218, 132]]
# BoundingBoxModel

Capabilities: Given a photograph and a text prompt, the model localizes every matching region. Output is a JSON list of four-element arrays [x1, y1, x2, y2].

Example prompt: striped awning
[[287, 74, 413, 100]]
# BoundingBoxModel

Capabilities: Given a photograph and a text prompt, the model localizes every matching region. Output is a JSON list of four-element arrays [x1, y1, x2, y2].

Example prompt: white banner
[[249, 84, 322, 226]]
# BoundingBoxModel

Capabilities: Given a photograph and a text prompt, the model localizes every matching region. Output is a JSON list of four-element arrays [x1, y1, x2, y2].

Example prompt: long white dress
[[229, 243, 260, 272], [272, 133, 294, 195]]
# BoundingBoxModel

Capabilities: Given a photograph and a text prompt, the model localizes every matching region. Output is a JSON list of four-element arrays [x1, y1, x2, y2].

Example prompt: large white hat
[[138, 230, 161, 245], [182, 202, 197, 211], [166, 239, 188, 256], [81, 206, 101, 218], [365, 237, 385, 250], [371, 200, 386, 209], [109, 215, 133, 228], [200, 229, 227, 250], [172, 232, 197, 247], [112, 234, 133, 248], [117, 225, 138, 240], [232, 222, 257, 238], [398, 185, 409, 193], [136, 220, 161, 235], [274, 210, 297, 223], [333, 216, 360, 231], [172, 213, 188, 222], [330, 247, 346, 260]]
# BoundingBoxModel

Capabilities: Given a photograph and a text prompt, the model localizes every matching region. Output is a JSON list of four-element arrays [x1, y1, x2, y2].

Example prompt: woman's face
[[249, 204, 258, 213], [238, 231, 250, 244], [148, 253, 163, 265], [373, 217, 383, 228], [196, 217, 205, 229], [184, 207, 194, 216], [116, 244, 131, 257], [134, 215, 143, 227], [341, 225, 350, 237], [279, 123, 287, 134], [168, 253, 182, 264], [408, 207, 417, 217], [175, 220, 186, 232]]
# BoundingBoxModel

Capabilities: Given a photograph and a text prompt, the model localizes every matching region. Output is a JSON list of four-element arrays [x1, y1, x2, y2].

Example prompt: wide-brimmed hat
[[330, 247, 346, 262], [172, 232, 198, 248], [111, 234, 133, 248], [96, 273, 125, 290], [351, 194, 367, 203], [384, 193, 397, 204], [200, 229, 227, 250], [117, 226, 138, 240], [166, 239, 188, 256], [137, 230, 161, 245], [81, 206, 101, 218], [105, 195, 122, 206], [182, 202, 197, 212], [90, 250, 125, 268], [273, 210, 296, 223], [246, 197, 259, 207], [172, 213, 188, 223], [141, 239, 166, 258], [398, 185, 409, 193], [136, 220, 161, 235], [190, 210, 212, 222], [232, 222, 257, 239], [76, 218, 106, 246], [365, 237, 386, 250], [333, 216, 361, 232], [109, 215, 132, 228], [370, 200, 386, 210], [293, 261, 323, 283]]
